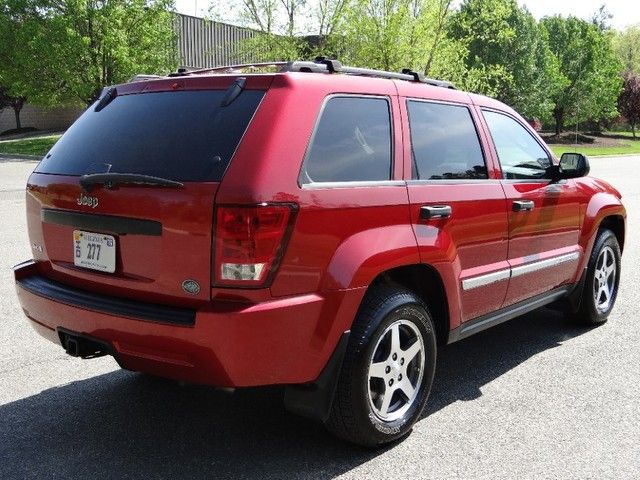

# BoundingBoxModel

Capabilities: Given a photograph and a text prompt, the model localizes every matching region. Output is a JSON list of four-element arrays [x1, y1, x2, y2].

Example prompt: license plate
[[73, 230, 116, 273]]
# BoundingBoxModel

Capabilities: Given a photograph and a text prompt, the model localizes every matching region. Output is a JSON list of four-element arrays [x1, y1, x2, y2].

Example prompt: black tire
[[325, 285, 437, 447], [572, 228, 621, 325]]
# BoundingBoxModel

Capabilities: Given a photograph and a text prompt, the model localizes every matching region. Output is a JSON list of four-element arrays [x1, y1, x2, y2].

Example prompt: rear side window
[[300, 96, 392, 184], [407, 100, 487, 180], [482, 110, 551, 179], [36, 89, 265, 182]]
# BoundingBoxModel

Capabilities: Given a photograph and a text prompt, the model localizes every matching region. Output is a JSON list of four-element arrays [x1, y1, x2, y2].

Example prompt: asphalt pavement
[[0, 157, 638, 479]]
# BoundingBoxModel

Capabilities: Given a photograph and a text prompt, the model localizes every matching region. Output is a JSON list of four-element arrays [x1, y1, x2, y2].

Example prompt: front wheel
[[572, 228, 621, 325], [325, 286, 436, 447]]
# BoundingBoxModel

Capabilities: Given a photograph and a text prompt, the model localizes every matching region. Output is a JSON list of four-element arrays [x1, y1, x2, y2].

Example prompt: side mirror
[[559, 152, 590, 178]]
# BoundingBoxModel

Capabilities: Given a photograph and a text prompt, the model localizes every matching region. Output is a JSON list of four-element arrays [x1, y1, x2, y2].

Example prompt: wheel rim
[[367, 319, 425, 422], [593, 245, 616, 314]]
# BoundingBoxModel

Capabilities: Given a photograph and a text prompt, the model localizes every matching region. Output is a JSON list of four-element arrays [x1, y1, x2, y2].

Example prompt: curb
[[0, 153, 41, 162], [588, 153, 640, 159]]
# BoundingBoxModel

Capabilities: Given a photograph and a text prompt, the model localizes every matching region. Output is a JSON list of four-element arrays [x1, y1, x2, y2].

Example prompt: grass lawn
[[0, 135, 61, 157], [603, 130, 638, 139], [549, 142, 640, 157]]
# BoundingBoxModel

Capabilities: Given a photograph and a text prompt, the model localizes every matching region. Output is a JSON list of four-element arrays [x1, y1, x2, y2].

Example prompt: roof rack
[[167, 62, 290, 77], [129, 74, 164, 83], [162, 57, 455, 89], [288, 57, 455, 89]]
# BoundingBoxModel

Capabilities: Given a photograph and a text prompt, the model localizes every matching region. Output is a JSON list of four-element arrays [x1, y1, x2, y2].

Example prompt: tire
[[325, 285, 437, 447], [572, 228, 621, 325]]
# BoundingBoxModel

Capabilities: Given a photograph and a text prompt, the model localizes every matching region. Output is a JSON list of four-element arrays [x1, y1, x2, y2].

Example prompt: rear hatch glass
[[36, 89, 265, 180]]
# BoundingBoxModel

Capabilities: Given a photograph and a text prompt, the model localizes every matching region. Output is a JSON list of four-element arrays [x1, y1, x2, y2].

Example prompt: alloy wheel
[[593, 245, 616, 314], [367, 319, 425, 422]]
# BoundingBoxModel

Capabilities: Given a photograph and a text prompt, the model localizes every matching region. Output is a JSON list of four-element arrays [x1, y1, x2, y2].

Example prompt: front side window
[[407, 100, 487, 180], [300, 96, 392, 184], [482, 110, 551, 180]]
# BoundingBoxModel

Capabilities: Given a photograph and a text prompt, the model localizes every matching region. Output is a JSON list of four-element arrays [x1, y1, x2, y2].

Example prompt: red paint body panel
[[278, 186, 415, 294], [14, 71, 626, 388], [406, 183, 509, 322], [500, 180, 582, 305]]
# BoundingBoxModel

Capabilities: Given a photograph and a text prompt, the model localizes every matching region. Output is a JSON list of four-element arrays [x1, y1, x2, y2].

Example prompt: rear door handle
[[420, 205, 452, 219], [512, 200, 535, 212]]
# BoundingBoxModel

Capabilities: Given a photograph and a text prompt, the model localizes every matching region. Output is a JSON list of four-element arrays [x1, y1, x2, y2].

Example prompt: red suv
[[14, 59, 625, 446]]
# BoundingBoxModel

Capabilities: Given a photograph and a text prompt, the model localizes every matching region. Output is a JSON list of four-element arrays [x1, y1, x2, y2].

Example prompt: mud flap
[[283, 331, 350, 423]]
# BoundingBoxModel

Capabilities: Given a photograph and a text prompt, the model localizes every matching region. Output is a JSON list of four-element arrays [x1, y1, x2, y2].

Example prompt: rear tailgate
[[25, 76, 269, 306]]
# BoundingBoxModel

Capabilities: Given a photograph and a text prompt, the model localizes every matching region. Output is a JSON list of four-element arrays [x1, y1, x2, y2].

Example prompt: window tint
[[407, 101, 487, 180], [482, 110, 551, 179], [36, 90, 265, 181], [301, 97, 392, 183]]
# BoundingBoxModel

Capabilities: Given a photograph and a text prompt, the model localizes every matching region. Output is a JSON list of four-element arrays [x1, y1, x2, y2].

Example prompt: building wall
[[0, 104, 84, 134], [175, 14, 265, 68], [4, 14, 261, 133]]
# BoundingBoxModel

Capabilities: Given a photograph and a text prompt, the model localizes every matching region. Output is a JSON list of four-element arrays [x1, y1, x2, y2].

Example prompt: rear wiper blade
[[220, 77, 246, 107], [79, 173, 184, 192]]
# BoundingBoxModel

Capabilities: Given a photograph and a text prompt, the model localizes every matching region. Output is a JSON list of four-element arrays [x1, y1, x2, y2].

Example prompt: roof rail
[[281, 57, 455, 89], [164, 58, 455, 89], [168, 62, 291, 77]]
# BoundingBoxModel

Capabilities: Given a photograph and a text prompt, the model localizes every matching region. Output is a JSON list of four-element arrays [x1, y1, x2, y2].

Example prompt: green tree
[[613, 25, 640, 75], [0, 0, 178, 107], [331, 0, 465, 83], [333, 0, 421, 71], [0, 0, 30, 129], [542, 15, 623, 134], [212, 0, 463, 86], [210, 0, 350, 61], [448, 0, 564, 120]]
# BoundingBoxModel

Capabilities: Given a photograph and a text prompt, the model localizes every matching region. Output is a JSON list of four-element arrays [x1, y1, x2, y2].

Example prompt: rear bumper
[[14, 260, 365, 387]]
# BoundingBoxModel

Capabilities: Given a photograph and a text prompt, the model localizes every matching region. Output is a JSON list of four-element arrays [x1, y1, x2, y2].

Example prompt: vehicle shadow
[[425, 306, 594, 417], [0, 307, 593, 480]]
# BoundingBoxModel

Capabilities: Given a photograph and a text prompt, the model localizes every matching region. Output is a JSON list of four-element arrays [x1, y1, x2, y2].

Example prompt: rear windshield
[[36, 89, 265, 181]]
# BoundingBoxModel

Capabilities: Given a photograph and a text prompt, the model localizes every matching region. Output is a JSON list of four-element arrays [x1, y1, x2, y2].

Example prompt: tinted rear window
[[300, 96, 392, 183], [36, 89, 265, 181], [407, 100, 487, 180]]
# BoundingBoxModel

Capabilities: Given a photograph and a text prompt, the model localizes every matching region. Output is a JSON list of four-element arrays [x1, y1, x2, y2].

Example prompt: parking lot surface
[[1, 157, 638, 479]]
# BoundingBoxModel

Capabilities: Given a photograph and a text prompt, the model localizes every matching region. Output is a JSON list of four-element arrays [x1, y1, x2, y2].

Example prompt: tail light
[[214, 204, 296, 287]]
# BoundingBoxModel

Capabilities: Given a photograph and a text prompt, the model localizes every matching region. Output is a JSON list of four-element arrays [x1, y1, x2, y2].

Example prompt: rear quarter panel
[[216, 74, 424, 355], [217, 73, 410, 297]]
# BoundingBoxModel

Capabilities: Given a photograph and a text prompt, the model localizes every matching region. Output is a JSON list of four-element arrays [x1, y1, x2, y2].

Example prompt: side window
[[407, 100, 487, 180], [300, 96, 392, 184], [482, 110, 551, 179]]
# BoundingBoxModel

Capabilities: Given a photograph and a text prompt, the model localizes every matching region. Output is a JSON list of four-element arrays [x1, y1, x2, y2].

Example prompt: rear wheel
[[572, 229, 621, 325], [325, 286, 436, 447]]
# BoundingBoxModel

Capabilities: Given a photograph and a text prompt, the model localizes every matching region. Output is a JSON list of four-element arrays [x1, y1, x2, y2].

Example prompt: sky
[[174, 0, 640, 30], [519, 0, 640, 29]]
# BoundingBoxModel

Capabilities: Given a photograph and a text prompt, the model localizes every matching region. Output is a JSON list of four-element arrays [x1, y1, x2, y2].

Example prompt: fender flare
[[320, 225, 422, 290], [577, 193, 626, 274], [321, 224, 461, 333]]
